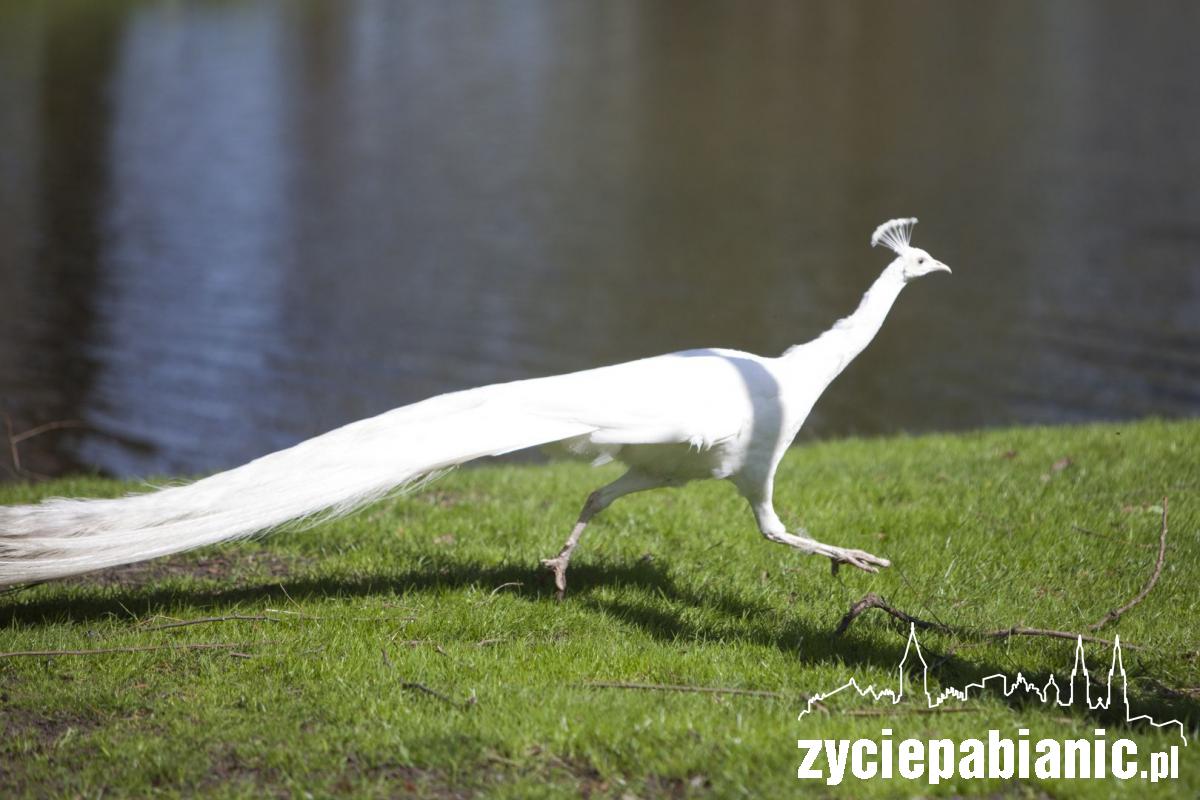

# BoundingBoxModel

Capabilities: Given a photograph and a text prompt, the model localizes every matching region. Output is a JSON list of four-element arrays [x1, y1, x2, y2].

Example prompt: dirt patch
[[65, 550, 311, 589], [194, 746, 289, 798], [0, 705, 101, 748], [469, 753, 714, 799], [335, 753, 639, 799], [555, 758, 608, 798], [550, 757, 710, 799], [0, 706, 104, 792], [340, 757, 474, 799], [193, 751, 477, 798]]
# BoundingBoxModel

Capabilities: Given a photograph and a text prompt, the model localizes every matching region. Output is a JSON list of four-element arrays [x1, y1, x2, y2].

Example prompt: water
[[1, 1, 1198, 479]]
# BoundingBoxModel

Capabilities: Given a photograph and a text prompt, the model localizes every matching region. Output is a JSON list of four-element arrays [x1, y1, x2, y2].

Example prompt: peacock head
[[870, 217, 951, 282]]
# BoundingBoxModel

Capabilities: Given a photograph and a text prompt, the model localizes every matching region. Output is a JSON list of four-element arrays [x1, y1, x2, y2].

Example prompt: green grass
[[1, 418, 1198, 798]]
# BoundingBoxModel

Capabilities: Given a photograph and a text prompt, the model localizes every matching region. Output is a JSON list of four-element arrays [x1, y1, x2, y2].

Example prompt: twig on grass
[[261, 608, 416, 622], [833, 592, 951, 637], [1088, 497, 1168, 631], [265, 608, 324, 619], [844, 706, 978, 718], [277, 583, 300, 609], [141, 614, 280, 631], [980, 625, 1141, 649], [382, 647, 472, 709], [584, 680, 814, 704], [834, 587, 1139, 653], [398, 681, 462, 707], [833, 497, 1170, 652], [0, 642, 258, 658]]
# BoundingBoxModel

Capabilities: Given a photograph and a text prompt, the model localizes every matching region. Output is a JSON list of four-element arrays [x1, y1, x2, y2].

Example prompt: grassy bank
[[1, 418, 1198, 797]]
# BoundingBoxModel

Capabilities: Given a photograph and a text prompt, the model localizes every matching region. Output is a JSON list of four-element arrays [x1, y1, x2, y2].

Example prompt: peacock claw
[[541, 556, 569, 600], [829, 547, 890, 575]]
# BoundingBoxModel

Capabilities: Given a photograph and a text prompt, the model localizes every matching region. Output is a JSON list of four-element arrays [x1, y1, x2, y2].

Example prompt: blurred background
[[1, 0, 1197, 480]]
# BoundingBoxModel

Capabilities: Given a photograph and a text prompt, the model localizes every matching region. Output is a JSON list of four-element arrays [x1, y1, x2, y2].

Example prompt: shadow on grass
[[2, 553, 1196, 739], [1, 554, 768, 631]]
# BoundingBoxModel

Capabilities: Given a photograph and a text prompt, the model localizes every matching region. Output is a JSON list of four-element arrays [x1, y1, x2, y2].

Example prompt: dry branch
[[3, 414, 88, 477], [834, 592, 950, 637], [833, 497, 1170, 653], [0, 642, 257, 658], [141, 614, 280, 631], [9, 419, 88, 445], [381, 648, 470, 708], [980, 625, 1141, 649], [834, 588, 1137, 652], [398, 681, 462, 707], [845, 706, 978, 718], [1088, 497, 1168, 630], [585, 680, 797, 701]]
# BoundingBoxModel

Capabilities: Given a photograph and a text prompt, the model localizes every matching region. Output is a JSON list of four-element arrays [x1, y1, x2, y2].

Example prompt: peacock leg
[[541, 470, 663, 600], [749, 498, 890, 574]]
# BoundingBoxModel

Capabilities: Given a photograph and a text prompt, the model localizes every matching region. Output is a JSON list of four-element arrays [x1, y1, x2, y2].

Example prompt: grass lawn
[[1, 418, 1197, 798]]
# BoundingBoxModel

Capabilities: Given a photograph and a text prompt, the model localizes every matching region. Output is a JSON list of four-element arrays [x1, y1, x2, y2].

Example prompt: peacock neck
[[784, 263, 907, 378]]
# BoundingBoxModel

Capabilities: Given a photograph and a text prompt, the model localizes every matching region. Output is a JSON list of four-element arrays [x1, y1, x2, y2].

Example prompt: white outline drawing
[[798, 624, 1187, 745]]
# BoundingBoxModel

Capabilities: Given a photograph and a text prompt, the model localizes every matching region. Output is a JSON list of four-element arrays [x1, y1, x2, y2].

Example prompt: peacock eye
[[917, 257, 926, 264]]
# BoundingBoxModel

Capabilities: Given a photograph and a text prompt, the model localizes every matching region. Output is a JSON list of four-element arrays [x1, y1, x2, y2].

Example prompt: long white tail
[[0, 379, 595, 587]]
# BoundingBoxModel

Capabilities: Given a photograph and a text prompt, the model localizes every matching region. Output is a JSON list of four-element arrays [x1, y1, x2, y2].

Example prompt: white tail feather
[[0, 380, 594, 586]]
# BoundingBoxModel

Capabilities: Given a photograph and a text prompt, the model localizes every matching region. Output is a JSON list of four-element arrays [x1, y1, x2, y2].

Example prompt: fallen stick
[[398, 681, 462, 707], [0, 642, 256, 658], [834, 592, 950, 637], [9, 419, 88, 445], [845, 706, 978, 718], [3, 414, 88, 476], [834, 497, 1169, 651], [1088, 497, 1168, 630], [584, 680, 795, 701], [263, 609, 416, 622], [835, 591, 1139, 652], [142, 614, 280, 631], [381, 648, 472, 708], [980, 625, 1142, 650]]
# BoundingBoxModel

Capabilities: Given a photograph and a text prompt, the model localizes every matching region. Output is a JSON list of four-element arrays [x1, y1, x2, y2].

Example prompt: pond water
[[1, 1, 1198, 479]]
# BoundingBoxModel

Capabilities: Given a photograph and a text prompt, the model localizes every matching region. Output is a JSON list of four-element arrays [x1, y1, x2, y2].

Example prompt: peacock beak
[[933, 261, 952, 275]]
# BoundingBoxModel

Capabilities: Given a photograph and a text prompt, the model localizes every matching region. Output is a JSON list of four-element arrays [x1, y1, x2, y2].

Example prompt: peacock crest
[[870, 217, 918, 254]]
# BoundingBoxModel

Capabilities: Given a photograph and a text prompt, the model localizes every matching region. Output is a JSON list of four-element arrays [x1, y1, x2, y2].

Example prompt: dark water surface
[[1, 1, 1198, 479]]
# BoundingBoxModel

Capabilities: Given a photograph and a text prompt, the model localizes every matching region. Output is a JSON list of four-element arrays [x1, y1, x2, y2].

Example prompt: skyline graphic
[[799, 625, 1188, 745]]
